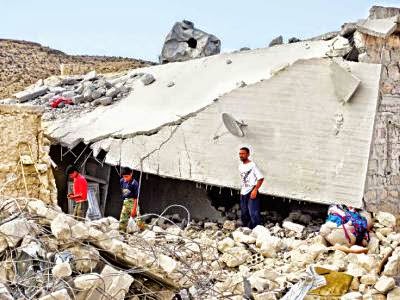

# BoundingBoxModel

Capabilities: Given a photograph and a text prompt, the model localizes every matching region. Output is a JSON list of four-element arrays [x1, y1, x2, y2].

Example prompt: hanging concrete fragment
[[329, 60, 361, 103], [356, 16, 399, 38]]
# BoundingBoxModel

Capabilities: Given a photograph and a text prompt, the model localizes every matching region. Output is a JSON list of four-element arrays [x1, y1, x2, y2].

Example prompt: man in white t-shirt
[[238, 147, 264, 229]]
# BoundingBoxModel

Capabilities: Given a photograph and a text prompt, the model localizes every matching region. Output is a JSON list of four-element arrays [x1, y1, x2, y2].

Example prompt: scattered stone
[[282, 221, 304, 233], [240, 47, 251, 51], [223, 220, 236, 231], [376, 211, 397, 228], [226, 58, 232, 64], [84, 70, 97, 81], [52, 262, 72, 278], [167, 81, 175, 87], [0, 218, 31, 250], [105, 87, 119, 98], [387, 286, 400, 300], [220, 247, 250, 267], [14, 86, 48, 102], [39, 289, 71, 300], [236, 81, 247, 88], [375, 276, 395, 293], [269, 36, 283, 47], [73, 273, 101, 290], [326, 36, 352, 57], [93, 96, 112, 106], [141, 73, 156, 86], [288, 37, 301, 43]]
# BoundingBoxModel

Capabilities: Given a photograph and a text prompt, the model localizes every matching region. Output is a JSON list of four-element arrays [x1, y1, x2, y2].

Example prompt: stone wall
[[0, 105, 57, 203], [361, 32, 400, 213]]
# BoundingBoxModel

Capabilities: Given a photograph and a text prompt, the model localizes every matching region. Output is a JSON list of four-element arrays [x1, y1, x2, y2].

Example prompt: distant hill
[[0, 39, 154, 98]]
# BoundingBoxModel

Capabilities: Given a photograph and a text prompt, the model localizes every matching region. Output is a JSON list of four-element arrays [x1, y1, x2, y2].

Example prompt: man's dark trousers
[[240, 191, 261, 229]]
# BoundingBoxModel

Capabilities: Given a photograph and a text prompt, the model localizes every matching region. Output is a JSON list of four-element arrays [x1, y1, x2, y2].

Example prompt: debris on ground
[[0, 196, 398, 299]]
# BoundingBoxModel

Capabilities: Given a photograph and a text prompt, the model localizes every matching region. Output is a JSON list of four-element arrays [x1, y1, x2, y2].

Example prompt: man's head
[[66, 165, 79, 180], [239, 147, 250, 162], [121, 167, 133, 182]]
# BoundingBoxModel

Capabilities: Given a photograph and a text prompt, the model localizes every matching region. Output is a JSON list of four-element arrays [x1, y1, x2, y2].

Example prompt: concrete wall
[[0, 105, 57, 203], [362, 32, 400, 213]]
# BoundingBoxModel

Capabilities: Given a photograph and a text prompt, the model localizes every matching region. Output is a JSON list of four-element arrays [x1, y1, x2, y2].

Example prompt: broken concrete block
[[375, 276, 395, 294], [86, 265, 134, 300], [220, 247, 250, 267], [158, 254, 178, 274], [383, 248, 400, 276], [52, 262, 72, 278], [357, 16, 399, 38], [376, 211, 397, 228], [0, 218, 30, 249], [39, 289, 71, 300], [326, 36, 352, 57], [269, 35, 283, 47], [330, 61, 361, 103], [232, 230, 256, 244], [141, 73, 155, 86], [51, 214, 72, 240], [84, 70, 97, 81], [217, 237, 235, 253], [14, 86, 49, 102], [282, 221, 304, 234], [74, 273, 101, 290], [259, 236, 282, 258], [105, 87, 119, 98], [254, 291, 277, 300], [248, 273, 270, 292], [160, 20, 221, 63]]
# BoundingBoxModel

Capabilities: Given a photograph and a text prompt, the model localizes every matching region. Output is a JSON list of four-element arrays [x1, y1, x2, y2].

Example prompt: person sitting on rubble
[[238, 147, 264, 229], [119, 167, 139, 232], [320, 204, 372, 253], [66, 165, 88, 220]]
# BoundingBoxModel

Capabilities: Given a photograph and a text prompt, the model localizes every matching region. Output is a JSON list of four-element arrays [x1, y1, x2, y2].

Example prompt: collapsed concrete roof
[[43, 39, 381, 208]]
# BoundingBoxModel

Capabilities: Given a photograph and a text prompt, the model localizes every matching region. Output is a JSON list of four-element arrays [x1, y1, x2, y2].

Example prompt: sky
[[1, 0, 400, 62]]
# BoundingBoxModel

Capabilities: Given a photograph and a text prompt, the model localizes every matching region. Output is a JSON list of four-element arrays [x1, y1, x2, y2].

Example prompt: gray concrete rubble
[[356, 16, 399, 38], [0, 196, 398, 299], [160, 20, 221, 63], [268, 35, 283, 47]]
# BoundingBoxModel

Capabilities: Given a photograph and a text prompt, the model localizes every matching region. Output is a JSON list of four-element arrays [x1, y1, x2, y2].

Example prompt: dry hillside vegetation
[[0, 39, 153, 98]]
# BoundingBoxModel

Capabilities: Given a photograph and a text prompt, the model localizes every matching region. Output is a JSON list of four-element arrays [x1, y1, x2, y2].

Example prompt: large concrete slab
[[103, 58, 381, 208], [44, 40, 341, 147], [357, 16, 399, 38]]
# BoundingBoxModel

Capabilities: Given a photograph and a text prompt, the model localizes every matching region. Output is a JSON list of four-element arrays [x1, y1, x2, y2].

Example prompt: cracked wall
[[0, 105, 57, 203]]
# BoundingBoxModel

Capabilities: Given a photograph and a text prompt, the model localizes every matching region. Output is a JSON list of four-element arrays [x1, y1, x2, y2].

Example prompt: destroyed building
[[1, 5, 400, 300], [3, 6, 400, 221]]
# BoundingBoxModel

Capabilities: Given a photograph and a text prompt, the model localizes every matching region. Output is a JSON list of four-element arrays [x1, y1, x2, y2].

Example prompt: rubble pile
[[0, 70, 158, 121], [0, 196, 399, 299]]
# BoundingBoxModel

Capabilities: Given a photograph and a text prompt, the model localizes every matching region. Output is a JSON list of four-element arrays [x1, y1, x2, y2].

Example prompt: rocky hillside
[[0, 39, 153, 98]]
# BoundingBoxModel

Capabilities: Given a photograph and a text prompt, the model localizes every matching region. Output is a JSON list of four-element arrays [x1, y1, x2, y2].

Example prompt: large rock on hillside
[[160, 20, 221, 63]]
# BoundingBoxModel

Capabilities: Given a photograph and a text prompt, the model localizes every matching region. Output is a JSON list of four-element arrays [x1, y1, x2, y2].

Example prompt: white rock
[[141, 230, 156, 244], [87, 265, 133, 300], [360, 274, 378, 285], [0, 218, 30, 250], [326, 36, 352, 57], [254, 291, 277, 300], [51, 214, 72, 240], [218, 237, 235, 253], [52, 262, 72, 278], [158, 254, 177, 274], [141, 73, 155, 85], [248, 274, 270, 292], [232, 230, 256, 244], [341, 291, 362, 300], [259, 235, 282, 258], [375, 275, 395, 293], [282, 221, 304, 233], [383, 248, 400, 276], [84, 70, 97, 81], [39, 289, 71, 300], [388, 286, 400, 300], [376, 211, 397, 228], [74, 273, 101, 290], [220, 247, 250, 267]]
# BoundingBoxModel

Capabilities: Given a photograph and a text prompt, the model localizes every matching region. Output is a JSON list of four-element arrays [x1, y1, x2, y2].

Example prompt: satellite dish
[[222, 113, 247, 137]]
